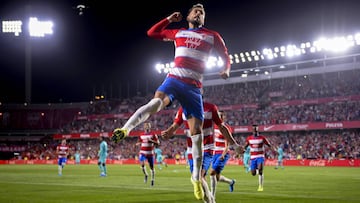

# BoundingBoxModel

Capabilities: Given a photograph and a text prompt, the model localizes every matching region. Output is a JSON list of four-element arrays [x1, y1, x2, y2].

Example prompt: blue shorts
[[139, 154, 155, 168], [188, 159, 194, 173], [202, 152, 213, 176], [188, 152, 213, 175], [250, 157, 265, 171], [157, 77, 203, 121], [212, 153, 230, 174], [58, 157, 67, 166]]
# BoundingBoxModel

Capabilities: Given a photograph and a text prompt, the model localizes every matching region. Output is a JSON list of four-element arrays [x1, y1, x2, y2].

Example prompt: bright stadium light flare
[[28, 17, 53, 37], [355, 33, 360, 45], [206, 56, 218, 69], [155, 32, 360, 74], [2, 20, 22, 36]]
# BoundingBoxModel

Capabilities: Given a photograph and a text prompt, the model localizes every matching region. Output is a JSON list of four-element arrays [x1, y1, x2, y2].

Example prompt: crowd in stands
[[60, 70, 360, 133], [1, 70, 360, 161]]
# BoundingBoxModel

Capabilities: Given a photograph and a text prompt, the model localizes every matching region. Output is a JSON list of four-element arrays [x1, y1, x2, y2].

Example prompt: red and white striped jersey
[[147, 18, 231, 88], [56, 144, 69, 159], [213, 123, 232, 155], [246, 135, 271, 159], [173, 102, 222, 159], [138, 133, 159, 157]]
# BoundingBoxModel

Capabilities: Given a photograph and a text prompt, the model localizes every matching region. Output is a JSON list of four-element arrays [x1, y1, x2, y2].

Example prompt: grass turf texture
[[0, 164, 359, 203]]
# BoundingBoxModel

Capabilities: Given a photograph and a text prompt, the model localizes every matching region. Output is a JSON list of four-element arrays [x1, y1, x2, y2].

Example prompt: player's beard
[[187, 16, 203, 27]]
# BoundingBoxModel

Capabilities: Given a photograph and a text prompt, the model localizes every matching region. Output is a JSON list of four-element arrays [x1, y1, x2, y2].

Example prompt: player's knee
[[189, 126, 202, 136], [98, 162, 101, 166], [102, 163, 105, 167], [149, 98, 163, 112]]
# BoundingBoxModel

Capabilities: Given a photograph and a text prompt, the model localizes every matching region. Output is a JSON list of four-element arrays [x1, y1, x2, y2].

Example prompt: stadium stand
[[1, 53, 359, 162]]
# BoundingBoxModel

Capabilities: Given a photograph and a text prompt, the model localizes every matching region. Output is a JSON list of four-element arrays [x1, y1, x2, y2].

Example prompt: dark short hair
[[188, 3, 205, 14], [252, 124, 258, 127]]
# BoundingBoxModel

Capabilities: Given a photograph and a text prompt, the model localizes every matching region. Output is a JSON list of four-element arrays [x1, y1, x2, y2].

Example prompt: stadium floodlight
[[28, 17, 53, 37], [2, 20, 22, 36]]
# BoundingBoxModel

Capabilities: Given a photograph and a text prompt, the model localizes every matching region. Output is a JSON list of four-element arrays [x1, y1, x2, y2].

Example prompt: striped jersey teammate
[[210, 110, 236, 200], [244, 124, 276, 191], [56, 139, 69, 176], [162, 101, 240, 203], [111, 3, 232, 200], [136, 122, 160, 187]]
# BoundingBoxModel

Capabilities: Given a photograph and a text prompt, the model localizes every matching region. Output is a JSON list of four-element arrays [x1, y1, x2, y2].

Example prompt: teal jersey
[[244, 146, 251, 157], [277, 147, 284, 158], [154, 148, 163, 161], [74, 153, 81, 162], [99, 140, 108, 160], [154, 148, 162, 157]]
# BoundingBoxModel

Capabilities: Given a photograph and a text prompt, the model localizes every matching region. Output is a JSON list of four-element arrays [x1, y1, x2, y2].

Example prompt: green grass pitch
[[0, 164, 359, 203]]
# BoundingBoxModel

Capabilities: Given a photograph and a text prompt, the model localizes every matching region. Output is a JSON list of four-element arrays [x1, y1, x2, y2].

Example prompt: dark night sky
[[1, 0, 360, 104]]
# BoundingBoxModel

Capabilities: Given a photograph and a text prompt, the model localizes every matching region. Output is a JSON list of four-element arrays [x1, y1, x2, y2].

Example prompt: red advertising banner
[[232, 121, 360, 133], [1, 159, 359, 167], [53, 120, 360, 139]]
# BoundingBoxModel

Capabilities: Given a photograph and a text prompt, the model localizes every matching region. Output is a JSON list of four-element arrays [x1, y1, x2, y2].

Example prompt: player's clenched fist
[[167, 12, 182, 23]]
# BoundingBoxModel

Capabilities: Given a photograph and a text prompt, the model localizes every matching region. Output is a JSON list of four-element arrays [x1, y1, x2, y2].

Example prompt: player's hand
[[161, 130, 172, 140], [167, 12, 182, 23], [219, 69, 230, 79], [233, 144, 243, 155]]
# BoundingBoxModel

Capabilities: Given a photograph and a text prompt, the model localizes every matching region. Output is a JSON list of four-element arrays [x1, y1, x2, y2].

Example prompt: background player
[[98, 135, 108, 177], [162, 101, 240, 203], [244, 124, 276, 191], [154, 146, 167, 170], [56, 139, 69, 176], [210, 110, 236, 201], [243, 145, 251, 173], [136, 122, 160, 187], [275, 144, 284, 169]]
